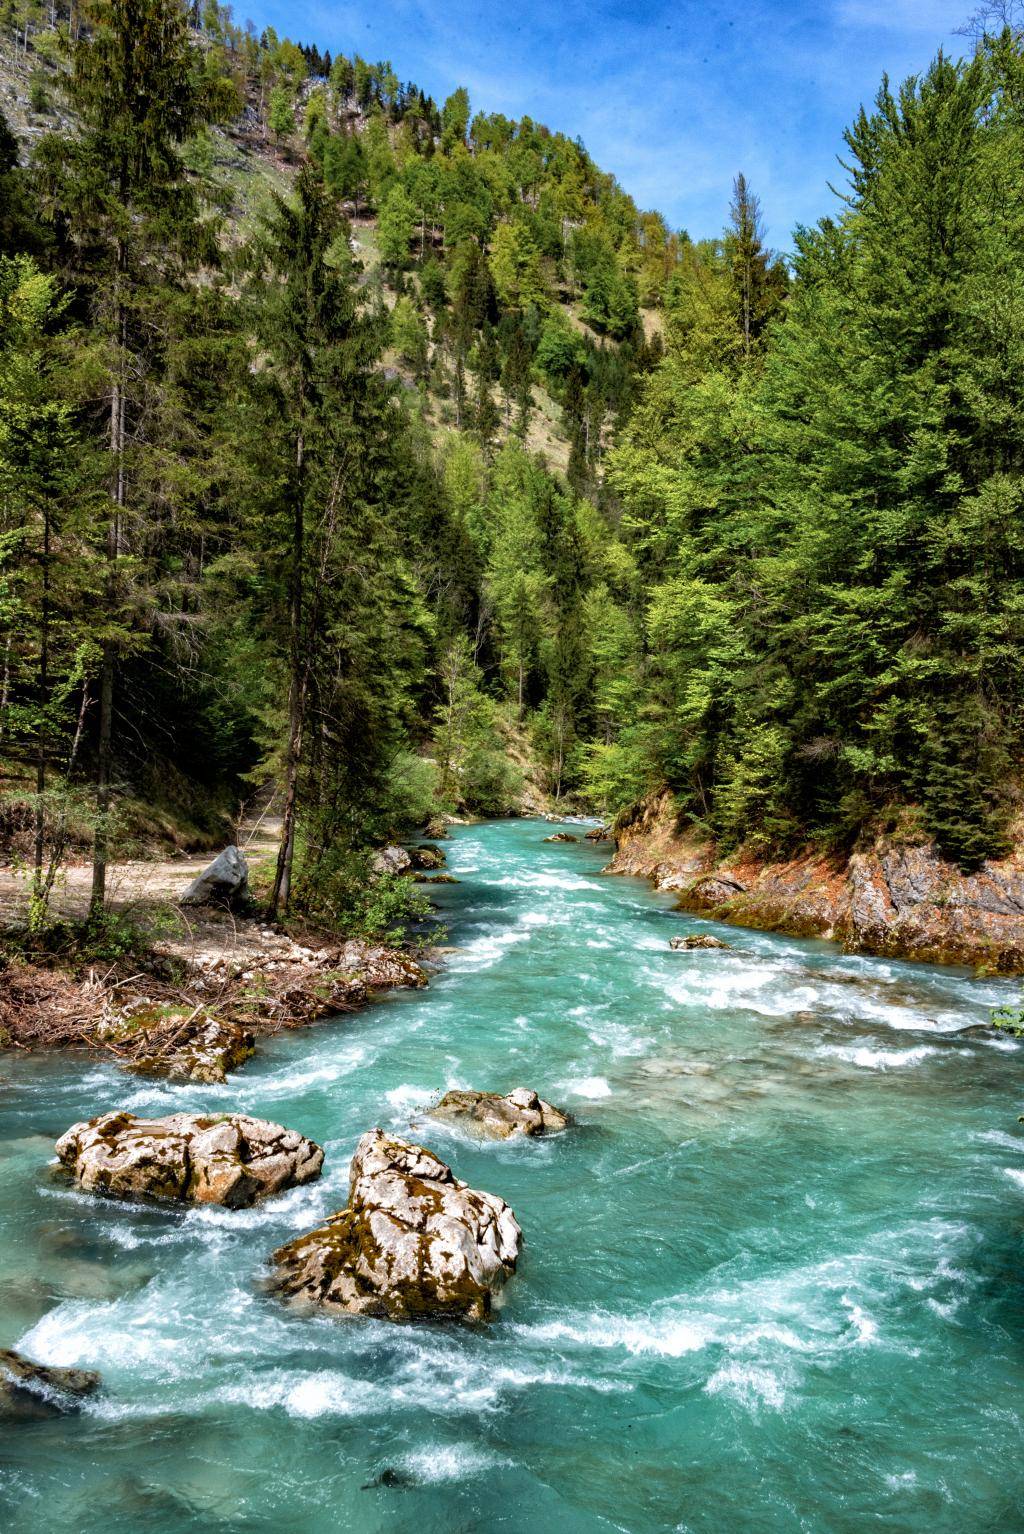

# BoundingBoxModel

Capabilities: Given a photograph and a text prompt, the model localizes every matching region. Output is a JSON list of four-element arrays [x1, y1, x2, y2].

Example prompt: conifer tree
[[37, 0, 209, 913]]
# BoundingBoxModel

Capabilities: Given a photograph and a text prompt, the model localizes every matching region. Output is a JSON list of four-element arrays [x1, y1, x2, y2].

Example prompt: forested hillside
[[2, 0, 1024, 942]]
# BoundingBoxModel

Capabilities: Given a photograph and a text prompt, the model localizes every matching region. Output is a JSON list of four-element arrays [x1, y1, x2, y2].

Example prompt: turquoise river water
[[2, 819, 1024, 1533]]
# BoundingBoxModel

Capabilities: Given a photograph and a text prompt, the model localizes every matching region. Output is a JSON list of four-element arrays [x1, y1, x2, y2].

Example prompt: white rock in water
[[180, 845, 250, 907], [429, 1087, 569, 1139], [55, 1111, 323, 1208], [270, 1130, 521, 1322]]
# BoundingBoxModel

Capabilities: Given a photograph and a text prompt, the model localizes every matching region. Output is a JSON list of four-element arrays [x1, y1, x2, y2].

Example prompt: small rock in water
[[408, 843, 447, 870], [270, 1129, 521, 1322], [429, 1087, 569, 1139], [415, 873, 460, 884], [543, 832, 579, 843], [669, 934, 731, 951], [55, 1112, 323, 1208], [180, 845, 250, 908], [361, 1467, 416, 1490], [0, 1349, 101, 1420]]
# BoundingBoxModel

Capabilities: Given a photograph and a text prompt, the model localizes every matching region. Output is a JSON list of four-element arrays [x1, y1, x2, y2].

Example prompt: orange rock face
[[603, 792, 1024, 972]]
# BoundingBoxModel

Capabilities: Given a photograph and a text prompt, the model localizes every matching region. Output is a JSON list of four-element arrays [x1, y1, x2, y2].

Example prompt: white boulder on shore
[[270, 1129, 521, 1322], [55, 1111, 323, 1208], [180, 845, 251, 907]]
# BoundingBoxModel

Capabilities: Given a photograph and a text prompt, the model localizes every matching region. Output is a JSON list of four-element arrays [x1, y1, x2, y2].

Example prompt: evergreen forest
[[4, 0, 1024, 937]]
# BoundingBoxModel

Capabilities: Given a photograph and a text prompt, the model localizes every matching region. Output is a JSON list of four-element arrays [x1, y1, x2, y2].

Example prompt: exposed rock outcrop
[[97, 1002, 255, 1083], [428, 1087, 569, 1138], [0, 1350, 100, 1420], [270, 1130, 521, 1321], [132, 1015, 255, 1083], [605, 790, 1024, 971], [55, 1111, 323, 1207], [669, 934, 731, 951], [424, 816, 449, 839], [180, 845, 250, 908]]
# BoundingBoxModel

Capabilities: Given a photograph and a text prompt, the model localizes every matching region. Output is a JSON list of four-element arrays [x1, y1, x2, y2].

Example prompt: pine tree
[[37, 0, 210, 914]]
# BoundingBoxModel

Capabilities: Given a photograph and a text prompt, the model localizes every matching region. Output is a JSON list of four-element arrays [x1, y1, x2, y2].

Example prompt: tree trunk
[[33, 503, 51, 907], [91, 282, 126, 917], [269, 422, 306, 917]]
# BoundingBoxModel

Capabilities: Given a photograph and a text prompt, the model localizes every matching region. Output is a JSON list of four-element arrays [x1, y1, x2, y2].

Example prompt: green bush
[[293, 846, 431, 943], [385, 751, 444, 829]]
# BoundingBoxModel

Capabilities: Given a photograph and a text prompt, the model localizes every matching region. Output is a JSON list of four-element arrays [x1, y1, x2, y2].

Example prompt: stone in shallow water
[[0, 1349, 100, 1420], [408, 843, 447, 870], [429, 1087, 569, 1139], [543, 832, 579, 843], [54, 1112, 323, 1208], [270, 1130, 521, 1322], [132, 1014, 255, 1084], [669, 933, 731, 950]]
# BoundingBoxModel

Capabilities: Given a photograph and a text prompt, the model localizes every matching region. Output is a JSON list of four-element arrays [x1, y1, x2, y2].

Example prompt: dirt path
[[0, 811, 284, 969]]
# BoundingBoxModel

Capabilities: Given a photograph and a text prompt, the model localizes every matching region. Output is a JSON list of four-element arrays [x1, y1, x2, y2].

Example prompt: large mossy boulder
[[408, 843, 447, 871], [129, 1014, 255, 1084], [270, 1130, 521, 1322], [0, 1349, 100, 1420], [55, 1111, 323, 1208], [429, 1087, 568, 1139]]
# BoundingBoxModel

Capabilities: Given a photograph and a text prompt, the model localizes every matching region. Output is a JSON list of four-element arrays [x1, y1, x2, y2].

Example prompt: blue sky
[[242, 0, 970, 247]]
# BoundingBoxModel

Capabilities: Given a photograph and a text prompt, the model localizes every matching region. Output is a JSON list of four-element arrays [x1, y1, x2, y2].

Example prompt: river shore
[[604, 791, 1024, 974]]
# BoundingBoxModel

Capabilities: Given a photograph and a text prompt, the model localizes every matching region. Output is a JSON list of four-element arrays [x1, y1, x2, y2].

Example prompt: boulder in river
[[371, 845, 413, 877], [55, 1111, 323, 1208], [584, 825, 611, 842], [424, 816, 449, 839], [669, 934, 731, 951], [180, 845, 250, 908], [0, 1349, 101, 1420], [429, 1087, 569, 1139], [408, 843, 447, 870], [543, 832, 579, 843], [415, 872, 460, 884], [270, 1129, 521, 1322]]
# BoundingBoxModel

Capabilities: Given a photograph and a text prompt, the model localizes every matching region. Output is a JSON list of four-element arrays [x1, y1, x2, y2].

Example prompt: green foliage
[[378, 182, 416, 268], [384, 751, 441, 829], [293, 850, 430, 943], [268, 85, 295, 142]]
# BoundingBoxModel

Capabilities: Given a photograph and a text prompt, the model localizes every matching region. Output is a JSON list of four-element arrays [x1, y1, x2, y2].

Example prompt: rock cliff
[[605, 791, 1024, 971]]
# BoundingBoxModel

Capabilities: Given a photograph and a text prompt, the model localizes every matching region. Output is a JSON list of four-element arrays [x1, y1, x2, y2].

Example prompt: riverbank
[[0, 815, 428, 1067], [605, 790, 1024, 973]]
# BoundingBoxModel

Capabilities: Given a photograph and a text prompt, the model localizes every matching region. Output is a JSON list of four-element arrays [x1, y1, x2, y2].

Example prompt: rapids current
[[2, 818, 1023, 1532]]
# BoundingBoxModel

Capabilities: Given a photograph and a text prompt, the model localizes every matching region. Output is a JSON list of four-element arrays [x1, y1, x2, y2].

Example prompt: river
[[2, 819, 1024, 1533]]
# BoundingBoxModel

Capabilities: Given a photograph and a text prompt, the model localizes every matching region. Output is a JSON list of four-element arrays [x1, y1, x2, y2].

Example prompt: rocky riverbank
[[605, 791, 1024, 972], [0, 917, 428, 1070]]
